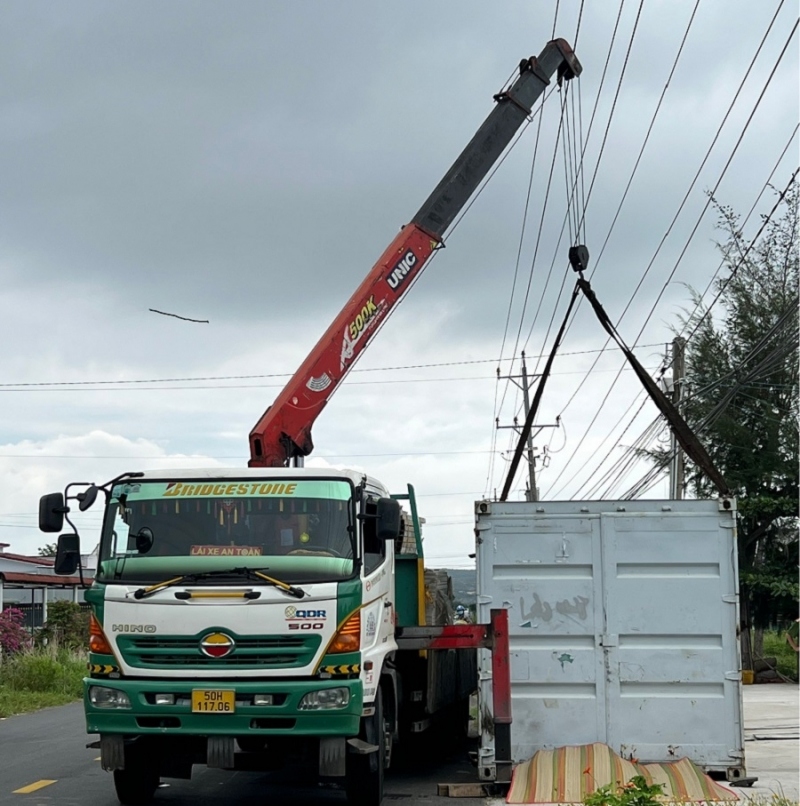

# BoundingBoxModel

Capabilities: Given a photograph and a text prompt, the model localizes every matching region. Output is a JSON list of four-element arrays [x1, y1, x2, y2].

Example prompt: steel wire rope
[[572, 0, 645, 240], [518, 0, 646, 384], [494, 0, 631, 460], [518, 0, 629, 356], [562, 85, 580, 245], [542, 16, 796, 497]]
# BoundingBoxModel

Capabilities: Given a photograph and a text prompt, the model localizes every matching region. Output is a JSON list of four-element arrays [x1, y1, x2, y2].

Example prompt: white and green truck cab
[[40, 467, 448, 806]]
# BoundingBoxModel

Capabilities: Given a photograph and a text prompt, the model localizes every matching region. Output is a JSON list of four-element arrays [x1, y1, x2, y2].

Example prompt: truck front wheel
[[113, 746, 159, 806], [345, 687, 388, 806]]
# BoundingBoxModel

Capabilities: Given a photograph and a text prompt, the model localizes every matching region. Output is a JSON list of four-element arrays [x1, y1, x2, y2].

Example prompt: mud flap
[[100, 735, 125, 771], [207, 736, 235, 769], [320, 737, 346, 777]]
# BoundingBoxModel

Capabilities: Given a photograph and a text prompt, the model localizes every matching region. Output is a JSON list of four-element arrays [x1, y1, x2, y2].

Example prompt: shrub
[[584, 775, 665, 806], [1, 647, 85, 697], [36, 601, 90, 650], [0, 607, 31, 655]]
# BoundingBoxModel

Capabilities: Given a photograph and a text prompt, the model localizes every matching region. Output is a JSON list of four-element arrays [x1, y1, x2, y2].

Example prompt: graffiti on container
[[519, 593, 590, 627]]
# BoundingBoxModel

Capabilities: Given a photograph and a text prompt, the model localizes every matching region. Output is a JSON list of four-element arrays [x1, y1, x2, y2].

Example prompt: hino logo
[[111, 624, 157, 633], [386, 250, 417, 291]]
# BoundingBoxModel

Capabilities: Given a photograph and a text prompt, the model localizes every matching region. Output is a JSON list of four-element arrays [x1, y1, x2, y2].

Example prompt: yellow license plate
[[191, 689, 235, 713]]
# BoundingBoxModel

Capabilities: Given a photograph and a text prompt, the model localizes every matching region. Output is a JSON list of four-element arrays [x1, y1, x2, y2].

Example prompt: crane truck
[[39, 39, 581, 806]]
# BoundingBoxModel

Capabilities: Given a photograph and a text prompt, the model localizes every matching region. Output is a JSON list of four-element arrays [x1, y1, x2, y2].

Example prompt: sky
[[0, 1, 797, 566]]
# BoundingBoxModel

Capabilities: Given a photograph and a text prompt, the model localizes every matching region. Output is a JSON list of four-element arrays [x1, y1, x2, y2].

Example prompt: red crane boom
[[249, 39, 581, 467]]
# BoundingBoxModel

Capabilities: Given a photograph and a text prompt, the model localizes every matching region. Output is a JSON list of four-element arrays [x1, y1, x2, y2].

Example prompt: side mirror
[[78, 485, 99, 512], [376, 498, 402, 542], [54, 534, 80, 575], [134, 527, 154, 554], [39, 492, 66, 533]]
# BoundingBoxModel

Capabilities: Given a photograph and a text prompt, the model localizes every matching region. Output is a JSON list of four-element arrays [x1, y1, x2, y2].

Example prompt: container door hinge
[[722, 594, 738, 604]]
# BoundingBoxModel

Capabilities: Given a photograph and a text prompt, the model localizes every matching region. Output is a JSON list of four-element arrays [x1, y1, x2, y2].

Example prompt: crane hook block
[[569, 244, 590, 274]]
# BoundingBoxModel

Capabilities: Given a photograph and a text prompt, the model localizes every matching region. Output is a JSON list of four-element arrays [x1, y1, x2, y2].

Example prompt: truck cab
[[41, 467, 406, 805]]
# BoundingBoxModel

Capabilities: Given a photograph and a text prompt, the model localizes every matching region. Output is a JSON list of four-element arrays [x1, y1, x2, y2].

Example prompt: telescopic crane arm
[[249, 39, 582, 467]]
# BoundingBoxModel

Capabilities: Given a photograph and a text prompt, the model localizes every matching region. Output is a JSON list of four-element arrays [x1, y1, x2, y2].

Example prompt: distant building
[[0, 543, 91, 629]]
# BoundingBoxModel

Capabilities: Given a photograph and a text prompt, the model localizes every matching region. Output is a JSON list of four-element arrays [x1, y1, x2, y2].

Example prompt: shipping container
[[475, 498, 745, 783]]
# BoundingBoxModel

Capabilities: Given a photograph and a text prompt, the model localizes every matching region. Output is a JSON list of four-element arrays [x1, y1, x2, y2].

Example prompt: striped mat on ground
[[506, 742, 738, 803]]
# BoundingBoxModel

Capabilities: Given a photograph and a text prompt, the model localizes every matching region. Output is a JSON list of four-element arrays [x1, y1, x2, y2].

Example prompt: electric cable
[[541, 14, 797, 496]]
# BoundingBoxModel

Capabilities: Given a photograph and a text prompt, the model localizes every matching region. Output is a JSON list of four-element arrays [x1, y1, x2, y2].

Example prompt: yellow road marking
[[13, 780, 57, 794]]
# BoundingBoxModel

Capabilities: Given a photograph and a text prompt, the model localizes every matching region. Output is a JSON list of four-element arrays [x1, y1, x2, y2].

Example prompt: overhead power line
[[541, 12, 797, 497], [0, 344, 661, 390]]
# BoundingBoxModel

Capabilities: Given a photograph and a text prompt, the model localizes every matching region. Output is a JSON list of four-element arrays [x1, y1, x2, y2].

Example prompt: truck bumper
[[84, 677, 363, 736]]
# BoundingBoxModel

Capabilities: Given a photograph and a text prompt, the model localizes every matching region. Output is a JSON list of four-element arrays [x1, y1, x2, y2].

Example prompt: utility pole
[[496, 352, 560, 501], [669, 337, 686, 499]]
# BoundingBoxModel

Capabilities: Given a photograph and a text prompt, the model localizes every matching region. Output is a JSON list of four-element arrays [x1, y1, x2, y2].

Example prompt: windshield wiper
[[132, 567, 305, 600]]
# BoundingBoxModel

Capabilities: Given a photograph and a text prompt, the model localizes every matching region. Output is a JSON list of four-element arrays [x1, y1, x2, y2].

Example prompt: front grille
[[118, 634, 321, 670]]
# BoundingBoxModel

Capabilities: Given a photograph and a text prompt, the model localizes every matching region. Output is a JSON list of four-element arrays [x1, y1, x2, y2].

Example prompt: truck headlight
[[298, 687, 350, 710], [89, 685, 131, 709]]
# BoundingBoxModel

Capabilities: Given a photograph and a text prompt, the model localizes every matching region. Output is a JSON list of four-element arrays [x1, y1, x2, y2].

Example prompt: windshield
[[97, 478, 355, 584]]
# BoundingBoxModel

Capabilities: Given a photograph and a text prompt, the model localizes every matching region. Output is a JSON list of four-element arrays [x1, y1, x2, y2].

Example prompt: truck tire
[[345, 687, 387, 806], [113, 749, 159, 806]]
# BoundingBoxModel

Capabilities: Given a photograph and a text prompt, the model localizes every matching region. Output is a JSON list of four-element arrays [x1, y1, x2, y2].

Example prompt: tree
[[37, 543, 58, 557], [673, 180, 798, 669]]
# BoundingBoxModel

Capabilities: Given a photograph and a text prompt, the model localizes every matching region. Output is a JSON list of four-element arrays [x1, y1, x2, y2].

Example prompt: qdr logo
[[285, 606, 327, 620]]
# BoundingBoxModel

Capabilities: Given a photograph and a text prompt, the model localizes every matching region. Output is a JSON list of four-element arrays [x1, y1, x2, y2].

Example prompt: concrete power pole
[[669, 337, 686, 499], [497, 352, 560, 501]]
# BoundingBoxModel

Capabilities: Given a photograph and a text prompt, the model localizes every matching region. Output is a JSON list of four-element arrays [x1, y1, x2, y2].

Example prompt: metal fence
[[1, 601, 90, 631], [6, 602, 45, 631]]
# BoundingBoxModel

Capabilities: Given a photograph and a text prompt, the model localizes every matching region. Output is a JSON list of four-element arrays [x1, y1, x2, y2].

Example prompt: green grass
[[0, 647, 85, 717], [762, 630, 799, 681], [0, 688, 81, 717]]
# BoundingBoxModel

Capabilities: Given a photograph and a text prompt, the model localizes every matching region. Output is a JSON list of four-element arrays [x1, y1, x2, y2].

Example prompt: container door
[[477, 510, 608, 769], [600, 510, 743, 767]]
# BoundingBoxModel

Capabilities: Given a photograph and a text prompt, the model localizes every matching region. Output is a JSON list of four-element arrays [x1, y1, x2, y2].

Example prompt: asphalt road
[[0, 702, 488, 806]]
